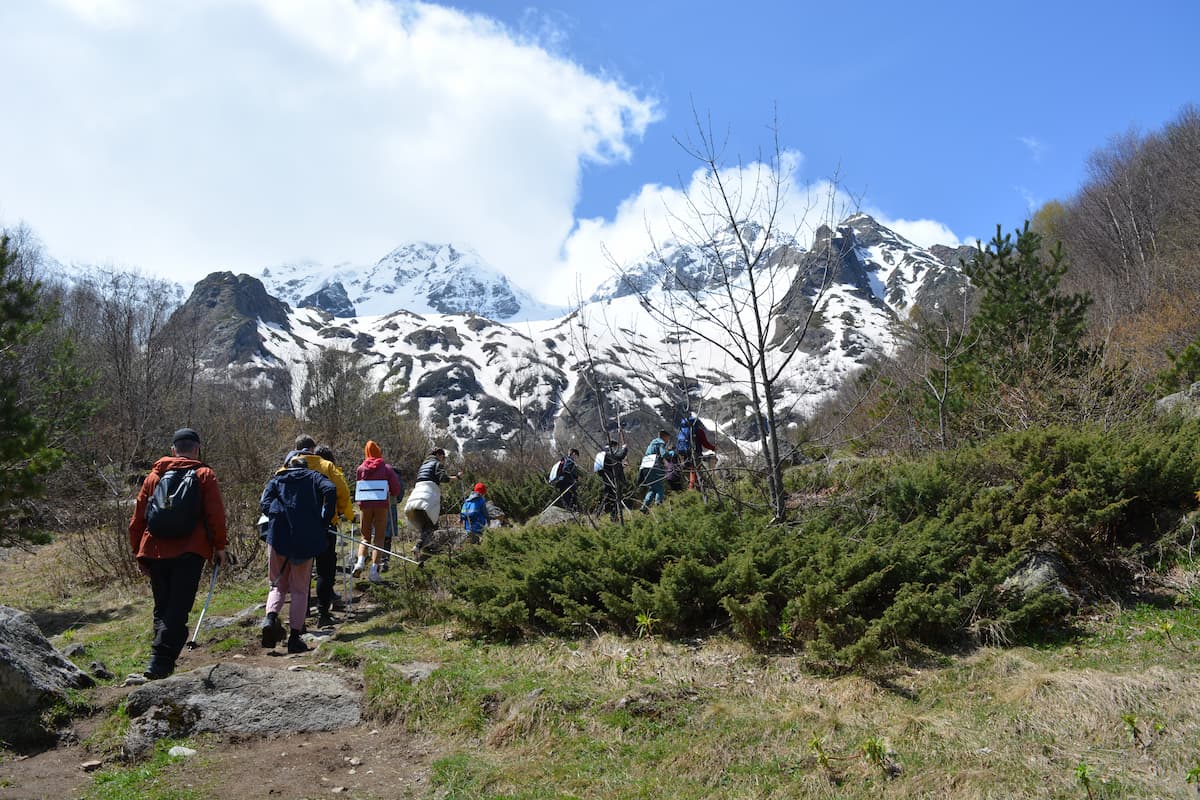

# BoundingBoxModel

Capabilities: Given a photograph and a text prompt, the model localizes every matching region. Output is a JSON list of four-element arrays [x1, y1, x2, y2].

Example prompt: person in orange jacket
[[128, 428, 228, 680]]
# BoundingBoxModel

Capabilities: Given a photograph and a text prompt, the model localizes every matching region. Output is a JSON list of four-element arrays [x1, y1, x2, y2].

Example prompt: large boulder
[[123, 663, 361, 758], [1156, 382, 1200, 418], [0, 606, 95, 744]]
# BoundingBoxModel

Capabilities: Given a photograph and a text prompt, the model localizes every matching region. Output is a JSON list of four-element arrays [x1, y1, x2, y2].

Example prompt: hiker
[[406, 447, 461, 557], [598, 433, 629, 522], [353, 441, 404, 584], [551, 448, 580, 510], [282, 436, 353, 627], [128, 428, 228, 680], [311, 445, 351, 626], [638, 430, 670, 512], [676, 412, 717, 490], [664, 449, 684, 492], [259, 455, 338, 653], [381, 464, 405, 572], [461, 482, 489, 543]]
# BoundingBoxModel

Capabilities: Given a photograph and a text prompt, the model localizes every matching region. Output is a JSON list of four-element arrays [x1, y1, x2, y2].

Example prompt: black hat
[[173, 428, 201, 446]]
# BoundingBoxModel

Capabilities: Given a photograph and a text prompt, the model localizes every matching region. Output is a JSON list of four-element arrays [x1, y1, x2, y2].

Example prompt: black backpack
[[145, 468, 203, 539]]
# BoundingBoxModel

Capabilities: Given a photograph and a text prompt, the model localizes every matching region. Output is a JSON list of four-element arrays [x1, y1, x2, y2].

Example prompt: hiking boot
[[317, 611, 335, 628], [380, 558, 390, 573], [287, 630, 309, 654], [368, 564, 384, 584], [352, 556, 366, 577], [261, 612, 285, 648]]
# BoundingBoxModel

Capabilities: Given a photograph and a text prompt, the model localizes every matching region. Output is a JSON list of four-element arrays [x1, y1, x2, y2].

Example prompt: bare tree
[[610, 111, 843, 520]]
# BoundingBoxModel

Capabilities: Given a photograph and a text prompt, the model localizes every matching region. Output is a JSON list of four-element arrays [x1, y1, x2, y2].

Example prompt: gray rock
[[536, 506, 581, 527], [1156, 382, 1200, 418], [123, 663, 361, 758], [999, 552, 1074, 602], [385, 661, 440, 684], [0, 606, 95, 743]]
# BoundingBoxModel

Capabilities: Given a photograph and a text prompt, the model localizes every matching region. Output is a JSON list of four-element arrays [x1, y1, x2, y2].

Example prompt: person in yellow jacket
[[282, 435, 353, 626]]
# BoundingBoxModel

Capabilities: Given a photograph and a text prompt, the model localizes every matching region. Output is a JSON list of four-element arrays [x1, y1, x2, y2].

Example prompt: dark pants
[[600, 475, 624, 521], [314, 531, 337, 615], [145, 553, 205, 676], [556, 481, 578, 511]]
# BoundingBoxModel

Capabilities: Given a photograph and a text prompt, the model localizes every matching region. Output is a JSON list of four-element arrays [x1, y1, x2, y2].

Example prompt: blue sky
[[1, 0, 1197, 301]]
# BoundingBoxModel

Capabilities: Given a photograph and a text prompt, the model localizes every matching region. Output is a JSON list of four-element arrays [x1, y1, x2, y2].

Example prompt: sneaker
[[352, 557, 366, 577], [287, 631, 309, 654], [368, 564, 384, 584], [380, 559, 389, 573], [317, 611, 335, 628], [261, 613, 285, 648]]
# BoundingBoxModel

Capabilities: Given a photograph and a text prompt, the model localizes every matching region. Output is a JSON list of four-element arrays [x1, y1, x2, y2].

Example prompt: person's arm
[[128, 474, 155, 573], [201, 468, 228, 567]]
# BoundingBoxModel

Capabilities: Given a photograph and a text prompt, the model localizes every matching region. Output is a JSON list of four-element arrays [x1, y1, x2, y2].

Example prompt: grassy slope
[[4, 540, 1200, 800]]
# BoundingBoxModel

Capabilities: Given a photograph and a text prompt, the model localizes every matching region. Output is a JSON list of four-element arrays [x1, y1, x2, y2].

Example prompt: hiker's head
[[608, 439, 620, 448], [474, 482, 487, 495], [295, 434, 316, 452], [569, 448, 579, 457], [364, 440, 382, 459], [658, 429, 669, 441], [430, 447, 446, 461], [172, 428, 201, 458], [314, 445, 335, 464]]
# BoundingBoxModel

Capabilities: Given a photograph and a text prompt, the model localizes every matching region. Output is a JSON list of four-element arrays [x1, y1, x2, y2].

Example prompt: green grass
[[86, 740, 201, 800]]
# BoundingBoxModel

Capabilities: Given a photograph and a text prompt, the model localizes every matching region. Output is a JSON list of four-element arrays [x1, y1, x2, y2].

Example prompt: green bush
[[439, 421, 1200, 668]]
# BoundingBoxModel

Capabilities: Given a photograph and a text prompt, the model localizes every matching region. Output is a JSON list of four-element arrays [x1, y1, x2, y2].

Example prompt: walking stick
[[332, 529, 422, 566], [186, 562, 219, 649]]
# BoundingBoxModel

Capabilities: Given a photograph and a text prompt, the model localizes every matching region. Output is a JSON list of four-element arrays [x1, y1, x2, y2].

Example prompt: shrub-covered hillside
[[440, 421, 1200, 668]]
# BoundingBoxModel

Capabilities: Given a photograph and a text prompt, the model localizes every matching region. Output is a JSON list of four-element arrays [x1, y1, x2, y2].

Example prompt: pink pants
[[266, 546, 313, 633]]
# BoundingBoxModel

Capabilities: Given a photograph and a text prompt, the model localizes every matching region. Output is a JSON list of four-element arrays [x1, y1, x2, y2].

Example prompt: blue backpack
[[676, 417, 695, 456]]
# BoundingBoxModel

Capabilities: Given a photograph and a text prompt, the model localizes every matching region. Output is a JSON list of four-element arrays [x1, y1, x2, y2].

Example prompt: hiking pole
[[332, 529, 422, 566], [186, 562, 219, 649]]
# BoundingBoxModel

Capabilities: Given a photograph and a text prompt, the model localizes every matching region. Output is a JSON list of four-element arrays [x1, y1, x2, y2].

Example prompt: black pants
[[556, 481, 578, 511], [314, 531, 336, 615], [600, 475, 624, 521], [145, 553, 205, 676]]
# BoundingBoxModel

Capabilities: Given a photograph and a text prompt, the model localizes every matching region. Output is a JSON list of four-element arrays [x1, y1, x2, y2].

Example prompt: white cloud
[[0, 1, 657, 294], [1019, 135, 1047, 162], [554, 153, 961, 300]]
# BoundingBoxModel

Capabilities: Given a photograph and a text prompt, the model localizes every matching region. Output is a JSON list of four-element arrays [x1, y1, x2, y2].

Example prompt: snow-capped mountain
[[259, 243, 563, 322], [182, 215, 970, 454]]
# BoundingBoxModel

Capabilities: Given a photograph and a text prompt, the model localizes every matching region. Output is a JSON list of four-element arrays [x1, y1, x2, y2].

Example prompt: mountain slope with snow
[[259, 243, 564, 322], [187, 214, 969, 454]]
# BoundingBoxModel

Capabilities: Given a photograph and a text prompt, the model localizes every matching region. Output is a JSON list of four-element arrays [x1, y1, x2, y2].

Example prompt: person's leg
[[262, 546, 288, 647], [363, 506, 388, 565], [650, 479, 665, 506], [314, 531, 335, 620], [147, 554, 204, 677], [285, 558, 314, 633]]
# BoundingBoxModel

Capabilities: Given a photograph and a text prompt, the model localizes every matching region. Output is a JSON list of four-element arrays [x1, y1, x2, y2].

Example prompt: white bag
[[639, 453, 661, 470], [593, 451, 606, 473]]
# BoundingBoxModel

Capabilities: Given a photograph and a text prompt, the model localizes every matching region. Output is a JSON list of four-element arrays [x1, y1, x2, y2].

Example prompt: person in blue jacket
[[461, 483, 489, 543], [259, 456, 337, 653], [639, 430, 670, 512]]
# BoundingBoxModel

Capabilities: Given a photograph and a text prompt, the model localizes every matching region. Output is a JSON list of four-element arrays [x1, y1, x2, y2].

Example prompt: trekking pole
[[539, 485, 573, 517], [186, 562, 219, 649], [332, 529, 422, 566], [343, 519, 354, 615]]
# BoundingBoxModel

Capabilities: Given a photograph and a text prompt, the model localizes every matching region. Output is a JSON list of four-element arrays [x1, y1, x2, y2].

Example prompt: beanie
[[173, 428, 200, 445], [474, 482, 487, 494], [364, 440, 382, 459]]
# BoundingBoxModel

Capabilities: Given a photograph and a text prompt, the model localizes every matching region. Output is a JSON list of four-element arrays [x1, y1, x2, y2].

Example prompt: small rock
[[168, 746, 197, 758], [332, 787, 347, 794], [348, 757, 362, 766], [122, 674, 148, 687], [81, 759, 103, 772], [288, 665, 308, 672], [62, 642, 88, 659], [232, 653, 246, 659], [89, 661, 113, 680]]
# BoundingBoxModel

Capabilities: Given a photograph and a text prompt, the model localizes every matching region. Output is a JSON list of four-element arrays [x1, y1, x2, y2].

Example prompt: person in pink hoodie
[[353, 441, 403, 583]]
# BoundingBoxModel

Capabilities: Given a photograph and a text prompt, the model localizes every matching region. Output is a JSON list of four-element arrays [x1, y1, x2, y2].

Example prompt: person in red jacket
[[128, 428, 228, 680], [353, 440, 404, 584]]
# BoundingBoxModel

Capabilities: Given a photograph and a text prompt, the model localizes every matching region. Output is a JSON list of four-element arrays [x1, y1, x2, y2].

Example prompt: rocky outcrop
[[123, 663, 360, 758], [0, 606, 95, 744], [299, 280, 355, 317]]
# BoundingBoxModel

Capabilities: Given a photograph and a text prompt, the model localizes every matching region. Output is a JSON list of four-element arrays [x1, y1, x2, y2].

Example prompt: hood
[[152, 456, 204, 475], [360, 456, 385, 470]]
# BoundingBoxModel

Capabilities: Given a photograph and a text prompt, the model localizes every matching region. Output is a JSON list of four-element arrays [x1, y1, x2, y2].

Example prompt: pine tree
[[954, 223, 1094, 432], [0, 234, 65, 544]]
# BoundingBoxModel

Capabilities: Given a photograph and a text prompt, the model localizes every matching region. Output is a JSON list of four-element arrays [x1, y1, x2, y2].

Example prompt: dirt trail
[[0, 548, 438, 800]]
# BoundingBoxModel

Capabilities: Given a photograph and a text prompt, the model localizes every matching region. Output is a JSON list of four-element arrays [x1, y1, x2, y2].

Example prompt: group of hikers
[[125, 412, 718, 681]]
